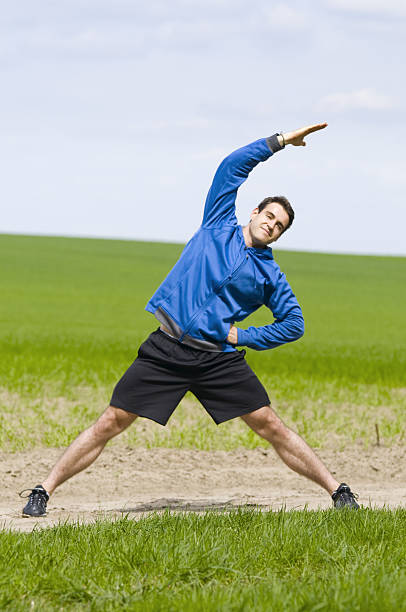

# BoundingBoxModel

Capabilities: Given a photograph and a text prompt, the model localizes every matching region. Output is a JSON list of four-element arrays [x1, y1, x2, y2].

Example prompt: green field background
[[1, 234, 405, 450], [2, 234, 405, 610]]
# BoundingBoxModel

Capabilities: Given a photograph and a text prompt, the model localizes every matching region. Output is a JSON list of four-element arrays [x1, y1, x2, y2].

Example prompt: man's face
[[248, 202, 290, 247]]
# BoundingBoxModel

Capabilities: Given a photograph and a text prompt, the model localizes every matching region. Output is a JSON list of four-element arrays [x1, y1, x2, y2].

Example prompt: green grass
[[1, 234, 405, 450], [1, 509, 405, 610], [2, 235, 405, 610]]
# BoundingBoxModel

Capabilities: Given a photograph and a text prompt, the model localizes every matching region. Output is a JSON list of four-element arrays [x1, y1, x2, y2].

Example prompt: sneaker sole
[[22, 512, 47, 518]]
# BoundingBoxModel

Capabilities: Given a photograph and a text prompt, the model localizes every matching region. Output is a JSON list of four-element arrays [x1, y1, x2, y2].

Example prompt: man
[[21, 122, 359, 517]]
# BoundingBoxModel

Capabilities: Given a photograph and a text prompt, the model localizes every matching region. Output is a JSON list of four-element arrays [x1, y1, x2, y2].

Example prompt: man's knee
[[93, 405, 137, 440], [241, 405, 288, 441]]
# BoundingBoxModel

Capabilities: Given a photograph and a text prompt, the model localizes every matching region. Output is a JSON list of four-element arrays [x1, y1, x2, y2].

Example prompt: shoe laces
[[19, 487, 49, 501], [339, 489, 358, 503], [332, 483, 359, 503]]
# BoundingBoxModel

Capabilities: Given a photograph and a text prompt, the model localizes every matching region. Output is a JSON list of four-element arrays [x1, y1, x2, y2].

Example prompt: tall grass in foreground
[[1, 509, 405, 611], [1, 234, 405, 450]]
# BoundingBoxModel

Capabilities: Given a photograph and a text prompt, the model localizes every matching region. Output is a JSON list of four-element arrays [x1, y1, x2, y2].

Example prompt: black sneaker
[[20, 485, 49, 517], [332, 483, 359, 509]]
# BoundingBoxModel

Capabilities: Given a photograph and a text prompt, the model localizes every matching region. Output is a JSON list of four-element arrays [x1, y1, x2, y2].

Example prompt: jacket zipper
[[179, 251, 249, 341]]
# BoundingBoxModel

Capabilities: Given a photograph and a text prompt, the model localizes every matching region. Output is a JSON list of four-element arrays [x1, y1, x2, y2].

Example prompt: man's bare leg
[[42, 405, 137, 495], [241, 405, 339, 494]]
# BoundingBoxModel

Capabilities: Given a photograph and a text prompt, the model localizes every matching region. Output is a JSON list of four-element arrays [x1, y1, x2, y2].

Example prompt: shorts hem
[[109, 400, 168, 426], [214, 399, 271, 425]]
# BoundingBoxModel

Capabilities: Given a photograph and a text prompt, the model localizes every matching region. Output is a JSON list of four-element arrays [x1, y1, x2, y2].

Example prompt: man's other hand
[[227, 325, 238, 345], [281, 123, 328, 147]]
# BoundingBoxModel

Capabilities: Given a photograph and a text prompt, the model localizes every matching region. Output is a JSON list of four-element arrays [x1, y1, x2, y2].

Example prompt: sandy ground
[[1, 445, 405, 532]]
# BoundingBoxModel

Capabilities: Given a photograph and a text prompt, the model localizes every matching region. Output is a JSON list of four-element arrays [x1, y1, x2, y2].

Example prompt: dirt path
[[1, 445, 405, 532]]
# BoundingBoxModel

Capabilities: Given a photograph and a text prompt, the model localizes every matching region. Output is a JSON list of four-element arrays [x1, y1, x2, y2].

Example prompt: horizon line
[[1, 230, 405, 259]]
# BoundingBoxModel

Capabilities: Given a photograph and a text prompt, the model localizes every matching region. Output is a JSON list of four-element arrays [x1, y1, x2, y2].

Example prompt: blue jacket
[[145, 134, 305, 352]]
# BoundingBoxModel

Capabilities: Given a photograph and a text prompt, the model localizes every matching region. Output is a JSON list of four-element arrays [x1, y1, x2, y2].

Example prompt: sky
[[1, 0, 405, 255]]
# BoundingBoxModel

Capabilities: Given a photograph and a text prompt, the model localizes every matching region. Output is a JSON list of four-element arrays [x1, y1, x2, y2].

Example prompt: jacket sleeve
[[202, 134, 283, 228], [235, 269, 305, 351]]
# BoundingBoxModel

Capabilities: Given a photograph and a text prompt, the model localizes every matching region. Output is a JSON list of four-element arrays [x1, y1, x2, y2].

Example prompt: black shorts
[[110, 329, 270, 425]]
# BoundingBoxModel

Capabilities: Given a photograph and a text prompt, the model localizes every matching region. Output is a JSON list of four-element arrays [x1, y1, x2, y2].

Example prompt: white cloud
[[259, 4, 308, 29], [327, 0, 406, 17], [0, 1, 311, 63], [317, 88, 395, 112]]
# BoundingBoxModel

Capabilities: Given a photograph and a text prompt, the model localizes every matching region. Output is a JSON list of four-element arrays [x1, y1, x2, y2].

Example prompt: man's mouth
[[262, 227, 271, 237]]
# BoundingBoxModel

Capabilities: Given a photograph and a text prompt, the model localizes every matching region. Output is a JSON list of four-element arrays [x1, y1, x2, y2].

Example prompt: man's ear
[[249, 207, 259, 222]]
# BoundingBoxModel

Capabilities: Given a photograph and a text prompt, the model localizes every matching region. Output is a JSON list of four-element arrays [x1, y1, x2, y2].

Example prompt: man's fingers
[[284, 122, 327, 146], [305, 122, 328, 135]]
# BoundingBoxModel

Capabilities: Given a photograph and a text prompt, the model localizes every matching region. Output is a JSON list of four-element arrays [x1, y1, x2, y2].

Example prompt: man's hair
[[257, 196, 294, 231]]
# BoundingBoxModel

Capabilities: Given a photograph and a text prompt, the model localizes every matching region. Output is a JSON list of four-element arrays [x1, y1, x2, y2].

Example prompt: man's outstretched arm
[[202, 134, 283, 228], [202, 122, 327, 228]]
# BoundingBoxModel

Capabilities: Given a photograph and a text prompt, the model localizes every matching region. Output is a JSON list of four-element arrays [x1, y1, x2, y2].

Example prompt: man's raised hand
[[281, 123, 328, 147]]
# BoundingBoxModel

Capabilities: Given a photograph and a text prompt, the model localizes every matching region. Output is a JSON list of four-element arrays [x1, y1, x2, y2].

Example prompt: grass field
[[1, 233, 405, 450], [1, 509, 405, 611], [1, 234, 405, 610]]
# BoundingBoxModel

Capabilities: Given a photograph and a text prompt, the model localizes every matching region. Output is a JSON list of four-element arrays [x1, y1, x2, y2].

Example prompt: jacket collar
[[238, 225, 274, 259]]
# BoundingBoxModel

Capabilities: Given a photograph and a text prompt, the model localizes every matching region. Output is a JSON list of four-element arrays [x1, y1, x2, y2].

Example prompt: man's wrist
[[277, 133, 286, 148]]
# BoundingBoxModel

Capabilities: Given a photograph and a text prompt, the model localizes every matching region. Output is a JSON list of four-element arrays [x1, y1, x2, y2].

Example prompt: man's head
[[245, 196, 294, 248]]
